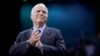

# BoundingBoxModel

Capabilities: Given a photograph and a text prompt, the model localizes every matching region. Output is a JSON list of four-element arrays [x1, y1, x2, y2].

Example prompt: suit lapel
[[40, 26, 50, 43], [27, 28, 33, 39]]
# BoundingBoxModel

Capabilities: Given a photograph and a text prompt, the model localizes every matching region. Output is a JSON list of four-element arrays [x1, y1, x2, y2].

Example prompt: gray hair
[[31, 3, 48, 15]]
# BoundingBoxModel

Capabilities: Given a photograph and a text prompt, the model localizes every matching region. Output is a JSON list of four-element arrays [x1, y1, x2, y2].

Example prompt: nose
[[38, 11, 44, 16], [39, 11, 43, 14]]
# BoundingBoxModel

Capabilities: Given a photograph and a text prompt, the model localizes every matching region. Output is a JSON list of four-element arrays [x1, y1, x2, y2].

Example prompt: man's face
[[31, 5, 48, 24]]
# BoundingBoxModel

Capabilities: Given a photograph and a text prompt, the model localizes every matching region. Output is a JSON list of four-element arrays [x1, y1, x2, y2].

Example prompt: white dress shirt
[[33, 24, 46, 37]]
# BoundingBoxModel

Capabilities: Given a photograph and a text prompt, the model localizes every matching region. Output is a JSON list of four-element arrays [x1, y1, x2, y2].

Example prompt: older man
[[9, 3, 66, 56]]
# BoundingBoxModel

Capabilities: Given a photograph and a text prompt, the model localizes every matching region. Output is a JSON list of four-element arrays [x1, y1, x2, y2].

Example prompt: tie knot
[[38, 30, 41, 33]]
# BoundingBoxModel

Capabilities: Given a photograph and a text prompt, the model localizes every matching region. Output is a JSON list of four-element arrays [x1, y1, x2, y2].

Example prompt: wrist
[[27, 40, 32, 46]]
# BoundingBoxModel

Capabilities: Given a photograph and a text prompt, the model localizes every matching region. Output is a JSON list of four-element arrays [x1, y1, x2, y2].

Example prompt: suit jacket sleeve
[[43, 29, 66, 56], [9, 32, 31, 56]]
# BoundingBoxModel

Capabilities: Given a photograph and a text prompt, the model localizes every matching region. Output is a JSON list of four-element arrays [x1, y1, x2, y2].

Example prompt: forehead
[[34, 4, 48, 11]]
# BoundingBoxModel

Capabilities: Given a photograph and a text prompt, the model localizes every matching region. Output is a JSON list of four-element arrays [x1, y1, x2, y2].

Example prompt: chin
[[37, 21, 43, 23], [36, 19, 45, 23]]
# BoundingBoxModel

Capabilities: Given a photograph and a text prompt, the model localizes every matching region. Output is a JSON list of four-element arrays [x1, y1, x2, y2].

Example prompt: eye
[[36, 10, 47, 14], [37, 10, 40, 13], [42, 11, 46, 14]]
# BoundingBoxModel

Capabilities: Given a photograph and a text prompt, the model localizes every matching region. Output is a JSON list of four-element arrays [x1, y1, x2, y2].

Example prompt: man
[[9, 3, 66, 56]]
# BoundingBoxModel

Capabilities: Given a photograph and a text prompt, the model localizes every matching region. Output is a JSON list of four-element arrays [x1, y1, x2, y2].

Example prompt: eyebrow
[[36, 10, 47, 13]]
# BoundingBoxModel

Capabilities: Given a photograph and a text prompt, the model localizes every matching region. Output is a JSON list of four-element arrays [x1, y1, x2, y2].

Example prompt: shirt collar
[[33, 24, 46, 32]]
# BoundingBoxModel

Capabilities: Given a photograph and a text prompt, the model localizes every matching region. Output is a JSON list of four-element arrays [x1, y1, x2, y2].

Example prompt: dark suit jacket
[[9, 26, 66, 56]]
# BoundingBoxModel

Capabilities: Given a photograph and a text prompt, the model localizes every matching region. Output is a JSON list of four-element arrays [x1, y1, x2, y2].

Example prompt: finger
[[30, 33, 40, 40], [33, 37, 40, 42], [31, 32, 39, 39], [32, 30, 37, 35], [29, 37, 40, 45], [33, 31, 40, 36], [34, 34, 40, 39], [31, 30, 38, 38]]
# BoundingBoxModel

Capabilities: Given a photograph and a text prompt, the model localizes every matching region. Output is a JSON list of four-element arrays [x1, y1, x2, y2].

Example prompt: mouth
[[37, 15, 45, 19]]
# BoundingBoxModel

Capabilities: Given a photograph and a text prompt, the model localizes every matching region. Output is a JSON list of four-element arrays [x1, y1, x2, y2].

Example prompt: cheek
[[31, 15, 36, 21], [43, 17, 47, 22], [45, 15, 48, 19], [42, 16, 47, 20]]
